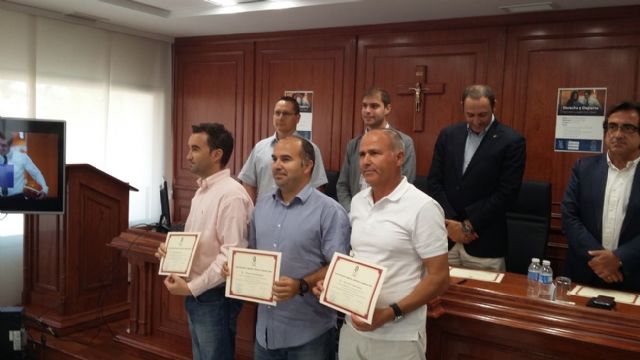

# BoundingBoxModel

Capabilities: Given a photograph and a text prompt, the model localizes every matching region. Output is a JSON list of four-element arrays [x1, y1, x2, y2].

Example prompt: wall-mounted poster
[[285, 90, 313, 141], [555, 88, 607, 153]]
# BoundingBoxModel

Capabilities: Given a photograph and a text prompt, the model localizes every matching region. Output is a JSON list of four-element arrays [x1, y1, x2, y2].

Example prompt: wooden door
[[501, 16, 640, 271], [173, 41, 254, 221], [356, 27, 507, 176], [254, 34, 357, 169]]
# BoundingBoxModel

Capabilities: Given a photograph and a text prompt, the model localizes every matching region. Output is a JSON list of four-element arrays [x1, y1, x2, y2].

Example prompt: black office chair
[[414, 175, 429, 195], [325, 170, 339, 201], [506, 181, 552, 274]]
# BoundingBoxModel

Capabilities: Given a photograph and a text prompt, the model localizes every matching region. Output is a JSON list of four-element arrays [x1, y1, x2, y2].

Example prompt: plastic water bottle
[[527, 258, 541, 297], [538, 260, 554, 300]]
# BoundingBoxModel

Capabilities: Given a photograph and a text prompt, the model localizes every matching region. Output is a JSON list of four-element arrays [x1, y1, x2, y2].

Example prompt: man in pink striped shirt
[[156, 123, 254, 360]]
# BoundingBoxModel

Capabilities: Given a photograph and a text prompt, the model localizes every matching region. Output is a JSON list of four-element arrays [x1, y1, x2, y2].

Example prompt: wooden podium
[[22, 164, 136, 335], [109, 228, 257, 360]]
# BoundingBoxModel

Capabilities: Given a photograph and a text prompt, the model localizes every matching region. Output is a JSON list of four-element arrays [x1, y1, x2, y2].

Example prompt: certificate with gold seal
[[320, 253, 386, 325], [225, 247, 281, 306], [158, 232, 201, 277]]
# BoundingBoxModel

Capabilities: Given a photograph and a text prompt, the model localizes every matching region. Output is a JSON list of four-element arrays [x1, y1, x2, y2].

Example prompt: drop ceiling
[[1, 0, 638, 41]]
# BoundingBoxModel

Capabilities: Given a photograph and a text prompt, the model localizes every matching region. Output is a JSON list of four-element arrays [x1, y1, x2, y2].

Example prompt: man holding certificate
[[338, 129, 449, 360], [250, 135, 350, 360], [155, 123, 253, 360]]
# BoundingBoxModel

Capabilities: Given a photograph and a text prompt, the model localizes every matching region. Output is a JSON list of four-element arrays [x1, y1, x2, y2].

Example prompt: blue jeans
[[253, 327, 336, 360], [184, 285, 243, 360]]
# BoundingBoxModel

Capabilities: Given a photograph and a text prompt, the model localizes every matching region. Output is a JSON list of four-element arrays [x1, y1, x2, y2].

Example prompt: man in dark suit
[[562, 101, 640, 292], [427, 84, 526, 271]]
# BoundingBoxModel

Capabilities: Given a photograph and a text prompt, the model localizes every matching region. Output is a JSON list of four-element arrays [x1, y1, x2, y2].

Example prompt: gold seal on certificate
[[225, 247, 281, 306], [158, 232, 201, 277], [319, 253, 386, 325]]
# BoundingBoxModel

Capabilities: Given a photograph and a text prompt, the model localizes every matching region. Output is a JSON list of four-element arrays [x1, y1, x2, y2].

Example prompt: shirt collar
[[365, 122, 390, 133], [270, 131, 300, 145], [365, 176, 409, 205], [272, 183, 314, 206], [466, 115, 495, 136], [606, 152, 640, 171], [196, 168, 230, 190]]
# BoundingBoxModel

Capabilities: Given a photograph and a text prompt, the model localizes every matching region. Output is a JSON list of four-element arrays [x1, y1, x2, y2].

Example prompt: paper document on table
[[568, 285, 640, 305], [449, 267, 504, 283]]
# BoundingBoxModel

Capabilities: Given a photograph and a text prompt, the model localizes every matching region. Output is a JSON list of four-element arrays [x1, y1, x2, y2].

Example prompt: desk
[[428, 273, 640, 359], [109, 228, 256, 360]]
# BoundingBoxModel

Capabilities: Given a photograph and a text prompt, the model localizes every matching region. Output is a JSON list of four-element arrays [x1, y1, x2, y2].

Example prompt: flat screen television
[[0, 117, 66, 214]]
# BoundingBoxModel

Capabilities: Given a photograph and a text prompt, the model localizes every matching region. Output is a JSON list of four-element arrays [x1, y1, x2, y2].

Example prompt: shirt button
[[277, 224, 281, 228], [273, 244, 277, 248]]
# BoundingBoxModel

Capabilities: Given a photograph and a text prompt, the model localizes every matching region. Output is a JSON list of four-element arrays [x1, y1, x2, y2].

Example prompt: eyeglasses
[[273, 111, 295, 117], [604, 123, 639, 134]]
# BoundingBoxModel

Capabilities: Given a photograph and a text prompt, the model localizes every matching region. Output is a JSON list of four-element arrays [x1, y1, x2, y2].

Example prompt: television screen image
[[0, 117, 65, 214]]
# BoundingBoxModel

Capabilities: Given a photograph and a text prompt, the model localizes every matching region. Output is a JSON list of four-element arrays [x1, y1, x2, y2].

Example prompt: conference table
[[428, 272, 640, 359], [110, 229, 640, 359]]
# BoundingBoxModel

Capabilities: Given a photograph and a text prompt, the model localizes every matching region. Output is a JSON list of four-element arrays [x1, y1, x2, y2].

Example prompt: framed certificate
[[320, 253, 386, 325], [225, 247, 281, 306], [158, 232, 200, 277]]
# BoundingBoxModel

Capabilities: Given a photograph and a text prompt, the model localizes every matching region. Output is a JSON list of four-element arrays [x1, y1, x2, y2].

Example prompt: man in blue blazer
[[562, 101, 640, 292], [427, 85, 526, 271]]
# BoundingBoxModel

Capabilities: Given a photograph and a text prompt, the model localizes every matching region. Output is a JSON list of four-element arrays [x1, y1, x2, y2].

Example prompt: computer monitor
[[157, 179, 172, 233]]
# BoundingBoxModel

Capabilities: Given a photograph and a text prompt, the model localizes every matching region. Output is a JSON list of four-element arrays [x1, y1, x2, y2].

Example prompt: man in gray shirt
[[336, 87, 416, 211], [239, 96, 327, 204]]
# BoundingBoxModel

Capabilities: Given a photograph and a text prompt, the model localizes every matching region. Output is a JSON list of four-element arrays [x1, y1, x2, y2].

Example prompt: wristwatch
[[461, 219, 472, 235], [390, 303, 403, 321], [298, 279, 309, 296]]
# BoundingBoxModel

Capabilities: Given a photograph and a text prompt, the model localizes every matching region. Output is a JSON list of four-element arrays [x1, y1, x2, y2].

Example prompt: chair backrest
[[325, 170, 339, 201], [414, 175, 429, 195], [506, 180, 552, 274]]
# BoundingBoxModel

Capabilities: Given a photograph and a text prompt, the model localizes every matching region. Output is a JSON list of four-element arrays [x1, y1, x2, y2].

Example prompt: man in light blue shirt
[[250, 135, 350, 360], [239, 96, 327, 204]]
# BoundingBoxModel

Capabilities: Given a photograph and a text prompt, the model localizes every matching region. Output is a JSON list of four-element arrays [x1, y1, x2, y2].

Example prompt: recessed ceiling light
[[205, 0, 239, 7], [499, 2, 556, 14], [98, 0, 171, 17]]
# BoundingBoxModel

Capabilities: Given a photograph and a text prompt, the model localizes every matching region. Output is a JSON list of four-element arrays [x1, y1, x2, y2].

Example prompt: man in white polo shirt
[[338, 128, 449, 359]]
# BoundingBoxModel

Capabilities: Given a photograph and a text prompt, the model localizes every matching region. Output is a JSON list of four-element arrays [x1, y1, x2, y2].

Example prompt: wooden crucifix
[[397, 65, 445, 132]]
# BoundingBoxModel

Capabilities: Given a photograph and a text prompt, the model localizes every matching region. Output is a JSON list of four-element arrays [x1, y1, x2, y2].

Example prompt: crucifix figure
[[397, 66, 445, 132], [409, 82, 426, 112]]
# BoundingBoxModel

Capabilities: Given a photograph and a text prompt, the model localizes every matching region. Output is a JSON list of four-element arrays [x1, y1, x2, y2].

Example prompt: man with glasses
[[239, 96, 327, 204], [563, 101, 640, 292]]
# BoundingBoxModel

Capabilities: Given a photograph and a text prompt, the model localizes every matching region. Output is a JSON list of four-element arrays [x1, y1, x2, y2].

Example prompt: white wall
[[0, 8, 172, 306], [0, 215, 23, 306]]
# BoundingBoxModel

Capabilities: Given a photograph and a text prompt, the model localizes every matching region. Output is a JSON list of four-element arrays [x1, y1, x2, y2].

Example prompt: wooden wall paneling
[[254, 35, 357, 170], [356, 27, 507, 176], [501, 15, 640, 271], [173, 42, 254, 222]]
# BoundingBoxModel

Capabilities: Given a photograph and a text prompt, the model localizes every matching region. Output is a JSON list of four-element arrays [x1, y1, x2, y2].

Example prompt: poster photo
[[555, 88, 607, 153], [285, 90, 313, 141]]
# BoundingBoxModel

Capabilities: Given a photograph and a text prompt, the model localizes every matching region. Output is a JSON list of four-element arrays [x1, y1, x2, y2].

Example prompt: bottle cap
[[532, 258, 540, 263], [542, 260, 550, 265]]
